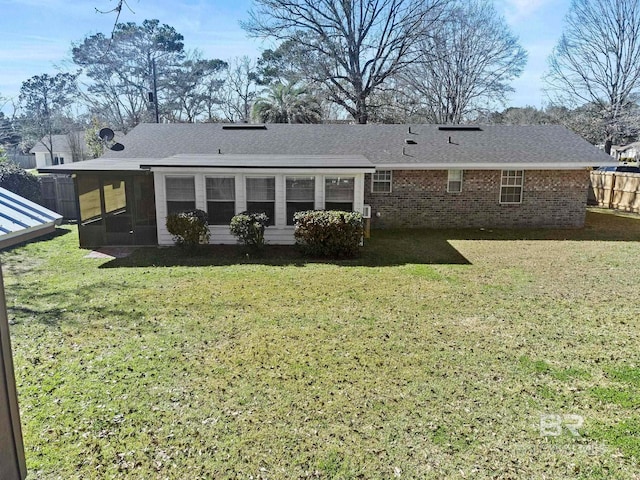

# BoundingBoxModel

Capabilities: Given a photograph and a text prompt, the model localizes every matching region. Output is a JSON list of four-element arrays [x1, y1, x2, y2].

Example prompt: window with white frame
[[372, 170, 392, 193], [500, 170, 524, 204], [246, 177, 276, 225], [447, 170, 463, 193], [206, 177, 236, 225], [166, 176, 196, 215], [286, 177, 315, 225], [325, 177, 354, 211]]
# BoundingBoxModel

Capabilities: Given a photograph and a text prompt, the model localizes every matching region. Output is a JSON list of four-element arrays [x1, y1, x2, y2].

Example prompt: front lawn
[[3, 209, 640, 479]]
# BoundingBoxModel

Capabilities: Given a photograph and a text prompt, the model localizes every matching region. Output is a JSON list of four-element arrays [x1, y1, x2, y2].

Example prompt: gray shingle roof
[[141, 154, 374, 169], [38, 154, 374, 172], [39, 123, 616, 173]]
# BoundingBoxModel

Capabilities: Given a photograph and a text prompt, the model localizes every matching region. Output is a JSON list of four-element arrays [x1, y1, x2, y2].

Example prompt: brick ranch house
[[38, 123, 616, 248]]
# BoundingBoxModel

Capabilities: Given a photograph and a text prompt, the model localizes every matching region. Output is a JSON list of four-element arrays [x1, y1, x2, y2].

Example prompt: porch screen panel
[[103, 179, 127, 214], [246, 177, 275, 226], [77, 175, 102, 222], [166, 176, 196, 215], [206, 177, 236, 225], [325, 177, 354, 211], [286, 177, 315, 225]]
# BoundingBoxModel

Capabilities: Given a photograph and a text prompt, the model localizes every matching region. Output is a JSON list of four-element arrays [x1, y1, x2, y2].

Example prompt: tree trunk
[[355, 96, 368, 124], [604, 139, 613, 155]]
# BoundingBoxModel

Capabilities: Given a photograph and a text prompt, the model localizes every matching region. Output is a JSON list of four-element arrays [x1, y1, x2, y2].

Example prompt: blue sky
[[0, 0, 571, 113]]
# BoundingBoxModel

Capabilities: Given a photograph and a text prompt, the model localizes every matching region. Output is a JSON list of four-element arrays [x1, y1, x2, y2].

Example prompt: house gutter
[[374, 163, 617, 170]]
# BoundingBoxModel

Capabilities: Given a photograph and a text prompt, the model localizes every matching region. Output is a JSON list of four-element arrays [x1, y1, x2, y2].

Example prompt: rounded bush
[[166, 209, 210, 248], [230, 211, 269, 250], [294, 210, 363, 258]]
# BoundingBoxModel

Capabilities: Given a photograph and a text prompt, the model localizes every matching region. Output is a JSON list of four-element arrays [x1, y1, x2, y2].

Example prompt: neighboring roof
[[612, 142, 640, 152], [38, 123, 617, 173], [0, 188, 63, 250], [29, 131, 88, 155]]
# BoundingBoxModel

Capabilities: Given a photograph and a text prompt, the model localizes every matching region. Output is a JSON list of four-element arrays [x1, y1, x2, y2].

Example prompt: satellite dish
[[110, 142, 125, 152], [98, 128, 115, 142]]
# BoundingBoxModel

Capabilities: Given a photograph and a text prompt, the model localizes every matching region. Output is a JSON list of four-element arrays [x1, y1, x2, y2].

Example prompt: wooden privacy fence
[[590, 170, 640, 213], [8, 155, 36, 170], [40, 176, 78, 220]]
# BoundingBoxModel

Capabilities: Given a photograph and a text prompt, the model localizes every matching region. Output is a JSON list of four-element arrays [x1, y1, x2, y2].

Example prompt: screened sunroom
[[148, 154, 375, 245]]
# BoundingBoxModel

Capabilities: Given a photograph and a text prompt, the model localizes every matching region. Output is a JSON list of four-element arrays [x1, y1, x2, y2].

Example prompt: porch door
[[103, 176, 157, 246], [103, 177, 133, 245], [131, 175, 157, 245]]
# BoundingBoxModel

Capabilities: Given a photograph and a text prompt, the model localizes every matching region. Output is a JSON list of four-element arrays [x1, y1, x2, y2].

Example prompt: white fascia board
[[374, 162, 617, 170], [150, 167, 376, 175], [0, 222, 57, 249]]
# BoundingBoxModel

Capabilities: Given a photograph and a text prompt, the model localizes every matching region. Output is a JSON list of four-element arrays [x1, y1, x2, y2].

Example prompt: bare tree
[[546, 0, 640, 152], [164, 51, 228, 122], [66, 131, 86, 162], [219, 57, 259, 123], [402, 0, 526, 124], [243, 0, 448, 124]]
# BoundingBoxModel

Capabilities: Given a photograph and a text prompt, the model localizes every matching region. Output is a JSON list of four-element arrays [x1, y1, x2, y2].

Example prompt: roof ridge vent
[[222, 124, 267, 130], [438, 126, 482, 131]]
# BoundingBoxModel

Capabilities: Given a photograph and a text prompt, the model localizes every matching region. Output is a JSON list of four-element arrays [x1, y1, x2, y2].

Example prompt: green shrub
[[166, 209, 210, 248], [294, 210, 363, 258], [230, 211, 269, 250], [0, 162, 41, 203]]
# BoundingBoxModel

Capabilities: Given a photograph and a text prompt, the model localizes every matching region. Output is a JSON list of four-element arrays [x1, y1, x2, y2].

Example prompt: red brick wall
[[364, 170, 590, 228]]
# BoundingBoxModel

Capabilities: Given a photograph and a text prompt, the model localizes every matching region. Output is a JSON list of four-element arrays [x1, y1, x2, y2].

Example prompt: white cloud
[[500, 0, 555, 25]]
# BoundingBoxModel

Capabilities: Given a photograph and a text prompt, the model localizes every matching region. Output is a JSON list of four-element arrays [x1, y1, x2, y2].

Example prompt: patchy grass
[[3, 209, 640, 479]]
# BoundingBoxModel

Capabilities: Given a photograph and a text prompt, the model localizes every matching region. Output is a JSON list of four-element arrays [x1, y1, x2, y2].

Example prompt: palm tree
[[252, 82, 322, 123]]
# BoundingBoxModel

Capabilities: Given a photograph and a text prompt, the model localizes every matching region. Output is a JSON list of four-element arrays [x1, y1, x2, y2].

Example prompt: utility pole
[[152, 58, 159, 123]]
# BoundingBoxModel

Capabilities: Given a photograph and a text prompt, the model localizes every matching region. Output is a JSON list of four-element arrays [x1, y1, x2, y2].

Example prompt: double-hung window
[[206, 177, 236, 225], [166, 176, 196, 215], [286, 177, 315, 225], [372, 170, 392, 193], [447, 170, 463, 193], [246, 177, 276, 226], [500, 170, 524, 204], [325, 177, 354, 211]]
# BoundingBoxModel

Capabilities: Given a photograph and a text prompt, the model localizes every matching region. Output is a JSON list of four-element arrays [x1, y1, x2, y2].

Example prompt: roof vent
[[405, 139, 417, 144], [222, 124, 267, 130], [438, 126, 482, 131]]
